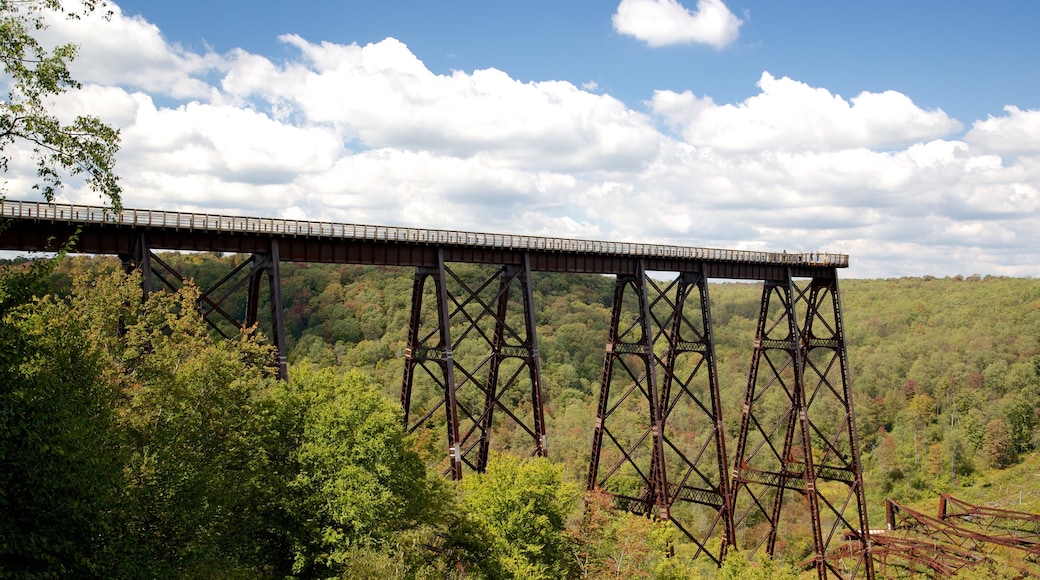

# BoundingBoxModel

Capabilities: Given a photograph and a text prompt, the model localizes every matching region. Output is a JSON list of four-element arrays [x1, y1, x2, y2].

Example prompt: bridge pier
[[730, 271, 873, 579], [401, 251, 547, 479], [587, 263, 734, 565]]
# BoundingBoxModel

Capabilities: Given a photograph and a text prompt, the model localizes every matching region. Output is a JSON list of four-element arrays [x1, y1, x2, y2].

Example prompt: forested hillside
[[3, 253, 1038, 578]]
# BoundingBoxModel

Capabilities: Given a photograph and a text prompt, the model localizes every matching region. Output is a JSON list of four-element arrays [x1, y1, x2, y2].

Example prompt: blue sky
[[115, 0, 1039, 125], [10, 0, 1040, 277]]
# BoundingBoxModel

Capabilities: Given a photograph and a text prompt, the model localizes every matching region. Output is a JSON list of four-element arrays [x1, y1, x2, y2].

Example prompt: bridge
[[0, 199, 873, 579]]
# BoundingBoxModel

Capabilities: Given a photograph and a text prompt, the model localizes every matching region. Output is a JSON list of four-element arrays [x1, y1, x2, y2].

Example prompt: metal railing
[[0, 199, 849, 267]]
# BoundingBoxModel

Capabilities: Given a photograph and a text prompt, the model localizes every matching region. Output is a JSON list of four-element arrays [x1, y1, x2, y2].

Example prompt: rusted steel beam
[[400, 251, 464, 479], [476, 255, 548, 469], [832, 533, 993, 578], [887, 497, 1040, 557], [939, 493, 1040, 541]]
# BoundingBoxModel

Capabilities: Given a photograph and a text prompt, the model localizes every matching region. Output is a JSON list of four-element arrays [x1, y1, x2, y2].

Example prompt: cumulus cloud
[[612, 0, 742, 48], [650, 73, 962, 151], [221, 36, 664, 172], [39, 4, 224, 100], [9, 5, 1040, 278], [964, 106, 1040, 156], [121, 98, 343, 184]]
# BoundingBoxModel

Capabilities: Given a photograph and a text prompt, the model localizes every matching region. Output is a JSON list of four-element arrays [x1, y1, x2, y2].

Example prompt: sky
[[7, 0, 1040, 278]]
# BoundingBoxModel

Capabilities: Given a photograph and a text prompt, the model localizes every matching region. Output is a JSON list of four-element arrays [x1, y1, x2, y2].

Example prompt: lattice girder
[[118, 231, 288, 379]]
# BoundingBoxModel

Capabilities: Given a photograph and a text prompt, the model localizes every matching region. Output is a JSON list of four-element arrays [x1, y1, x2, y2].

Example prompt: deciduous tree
[[458, 454, 579, 579], [0, 255, 124, 577], [1, 0, 120, 205]]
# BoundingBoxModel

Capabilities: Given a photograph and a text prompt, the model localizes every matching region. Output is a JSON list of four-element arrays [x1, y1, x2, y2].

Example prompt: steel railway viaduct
[[0, 200, 874, 579]]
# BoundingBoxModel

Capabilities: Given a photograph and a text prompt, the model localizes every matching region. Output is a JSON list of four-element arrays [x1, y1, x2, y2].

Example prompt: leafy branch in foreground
[[0, 0, 120, 207]]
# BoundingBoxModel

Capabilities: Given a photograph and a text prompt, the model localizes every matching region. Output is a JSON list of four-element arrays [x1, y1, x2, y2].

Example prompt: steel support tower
[[400, 250, 547, 478], [730, 271, 873, 579], [587, 262, 734, 564]]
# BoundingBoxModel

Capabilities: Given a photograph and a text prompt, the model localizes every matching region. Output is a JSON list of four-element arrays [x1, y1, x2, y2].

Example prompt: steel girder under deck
[[400, 250, 548, 479], [730, 271, 873, 579], [587, 262, 734, 565], [118, 232, 288, 379]]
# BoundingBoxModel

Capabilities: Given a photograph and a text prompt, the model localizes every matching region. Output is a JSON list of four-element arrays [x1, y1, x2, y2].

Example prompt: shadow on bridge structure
[[0, 199, 874, 579]]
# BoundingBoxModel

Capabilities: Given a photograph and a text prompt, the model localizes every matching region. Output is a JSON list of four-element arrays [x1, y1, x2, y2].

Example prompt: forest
[[2, 252, 1038, 579]]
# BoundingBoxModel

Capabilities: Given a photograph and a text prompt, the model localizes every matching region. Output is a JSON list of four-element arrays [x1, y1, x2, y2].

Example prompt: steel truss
[[939, 493, 1040, 543], [400, 250, 547, 479], [730, 272, 873, 579], [831, 533, 993, 578], [118, 232, 288, 379], [586, 262, 734, 565], [886, 498, 1040, 570]]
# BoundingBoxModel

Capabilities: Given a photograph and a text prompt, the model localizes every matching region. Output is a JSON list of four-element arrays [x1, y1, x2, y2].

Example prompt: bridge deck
[[0, 200, 847, 279]]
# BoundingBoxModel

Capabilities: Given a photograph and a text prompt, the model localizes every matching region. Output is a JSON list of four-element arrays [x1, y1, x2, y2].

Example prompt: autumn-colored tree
[[983, 418, 1015, 469]]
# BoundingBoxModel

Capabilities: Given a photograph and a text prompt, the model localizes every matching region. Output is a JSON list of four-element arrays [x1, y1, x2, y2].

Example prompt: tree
[[1001, 394, 1036, 454], [983, 418, 1015, 469], [1, 0, 120, 206], [715, 551, 800, 580], [0, 256, 124, 577], [457, 454, 579, 579], [568, 489, 685, 580], [82, 273, 284, 576], [269, 365, 455, 578], [906, 393, 936, 466]]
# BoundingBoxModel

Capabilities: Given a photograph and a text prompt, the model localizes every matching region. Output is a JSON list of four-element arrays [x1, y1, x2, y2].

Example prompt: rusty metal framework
[[400, 250, 547, 478], [832, 532, 993, 578], [118, 232, 288, 379], [729, 272, 873, 579], [586, 263, 734, 564], [886, 497, 1040, 570], [939, 494, 1040, 543]]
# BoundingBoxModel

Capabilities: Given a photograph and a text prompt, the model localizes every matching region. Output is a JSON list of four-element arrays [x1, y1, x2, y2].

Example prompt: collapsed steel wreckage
[[828, 494, 1040, 578]]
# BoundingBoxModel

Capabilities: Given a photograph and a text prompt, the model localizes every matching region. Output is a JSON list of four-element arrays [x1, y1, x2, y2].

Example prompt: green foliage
[[1, 260, 477, 578], [1, 0, 121, 205], [458, 454, 579, 579], [5, 254, 1040, 578], [569, 490, 700, 579], [716, 551, 802, 580], [0, 257, 123, 577], [112, 286, 283, 575], [269, 364, 450, 576]]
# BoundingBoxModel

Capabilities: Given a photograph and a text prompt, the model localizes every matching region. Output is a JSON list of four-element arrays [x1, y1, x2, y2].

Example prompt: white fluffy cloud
[[612, 0, 742, 48], [965, 106, 1040, 156], [650, 73, 963, 151], [9, 4, 1040, 278], [39, 4, 222, 100], [220, 36, 664, 173]]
